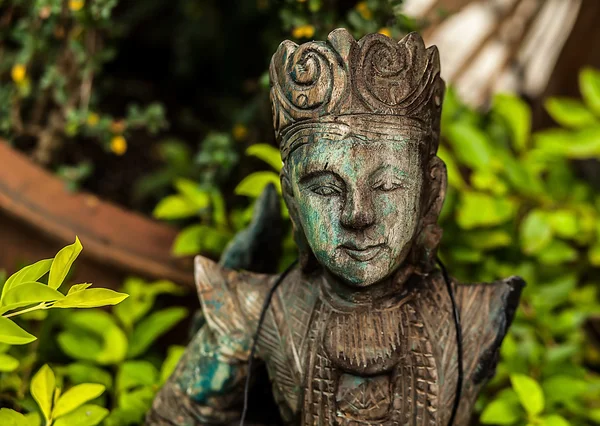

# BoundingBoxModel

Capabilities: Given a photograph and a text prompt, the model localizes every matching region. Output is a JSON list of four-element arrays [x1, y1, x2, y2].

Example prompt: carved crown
[[269, 29, 445, 160]]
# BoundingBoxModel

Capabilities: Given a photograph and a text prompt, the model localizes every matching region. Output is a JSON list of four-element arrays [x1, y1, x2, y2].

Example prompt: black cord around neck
[[239, 257, 463, 426], [437, 256, 463, 426], [240, 259, 298, 426]]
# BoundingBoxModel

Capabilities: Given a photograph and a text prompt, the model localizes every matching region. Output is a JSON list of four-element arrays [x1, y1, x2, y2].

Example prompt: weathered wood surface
[[0, 142, 194, 288], [149, 30, 523, 426]]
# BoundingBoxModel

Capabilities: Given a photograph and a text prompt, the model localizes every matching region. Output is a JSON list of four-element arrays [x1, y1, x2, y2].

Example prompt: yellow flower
[[110, 136, 127, 156], [87, 112, 99, 127], [69, 0, 85, 11], [356, 1, 372, 20], [110, 120, 126, 134], [39, 6, 51, 19], [11, 64, 26, 84], [292, 24, 315, 39], [233, 124, 248, 141], [378, 27, 392, 38]]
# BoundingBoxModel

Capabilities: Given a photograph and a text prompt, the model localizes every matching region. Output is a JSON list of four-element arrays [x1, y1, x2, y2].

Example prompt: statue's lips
[[340, 244, 384, 262]]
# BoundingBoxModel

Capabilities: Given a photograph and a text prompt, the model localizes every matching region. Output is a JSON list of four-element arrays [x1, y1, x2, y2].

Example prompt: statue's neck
[[319, 264, 416, 310]]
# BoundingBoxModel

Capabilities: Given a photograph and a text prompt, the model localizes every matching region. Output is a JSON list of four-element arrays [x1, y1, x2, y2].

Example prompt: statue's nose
[[340, 192, 375, 230]]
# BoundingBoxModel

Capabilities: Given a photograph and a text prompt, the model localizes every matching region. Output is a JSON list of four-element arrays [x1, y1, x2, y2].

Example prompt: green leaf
[[24, 413, 40, 426], [0, 282, 64, 314], [589, 409, 600, 423], [445, 122, 494, 169], [480, 398, 521, 424], [493, 94, 531, 152], [437, 146, 466, 189], [246, 144, 283, 171], [0, 353, 19, 372], [173, 179, 211, 209], [68, 283, 92, 294], [532, 275, 577, 311], [153, 195, 199, 220], [172, 225, 231, 256], [456, 192, 517, 229], [114, 278, 183, 331], [547, 210, 579, 239], [579, 67, 600, 116], [116, 360, 159, 392], [210, 189, 228, 228], [0, 316, 36, 345], [0, 408, 28, 426], [53, 384, 105, 418], [463, 230, 512, 250], [31, 364, 56, 423], [510, 374, 544, 416], [589, 243, 600, 266], [53, 404, 108, 426], [116, 386, 155, 424], [52, 288, 128, 309], [536, 240, 578, 265], [160, 345, 185, 384], [127, 307, 187, 358], [561, 126, 600, 158], [58, 311, 127, 365], [540, 415, 570, 426], [543, 375, 587, 408], [2, 259, 52, 303], [520, 210, 553, 255], [545, 97, 597, 128], [60, 363, 113, 389], [235, 171, 281, 197], [49, 237, 83, 290]]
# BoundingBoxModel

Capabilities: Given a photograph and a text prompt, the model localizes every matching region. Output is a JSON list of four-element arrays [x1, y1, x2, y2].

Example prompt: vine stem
[[3, 302, 47, 318]]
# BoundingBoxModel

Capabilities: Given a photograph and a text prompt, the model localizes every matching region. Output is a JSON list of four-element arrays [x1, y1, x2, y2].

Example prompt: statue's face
[[288, 134, 425, 287]]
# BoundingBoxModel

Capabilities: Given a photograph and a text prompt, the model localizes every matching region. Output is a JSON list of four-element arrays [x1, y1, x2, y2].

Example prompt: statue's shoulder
[[194, 255, 276, 359], [451, 275, 525, 328], [450, 273, 525, 383]]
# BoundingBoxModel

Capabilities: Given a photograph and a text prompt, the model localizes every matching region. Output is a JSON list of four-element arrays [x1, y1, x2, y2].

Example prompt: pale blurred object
[[402, 0, 582, 107]]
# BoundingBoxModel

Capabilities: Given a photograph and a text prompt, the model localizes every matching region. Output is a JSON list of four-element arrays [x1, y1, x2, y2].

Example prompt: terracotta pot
[[0, 143, 194, 289]]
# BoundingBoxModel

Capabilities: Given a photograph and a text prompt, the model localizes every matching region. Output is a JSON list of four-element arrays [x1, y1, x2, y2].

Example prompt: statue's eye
[[311, 185, 341, 196], [374, 179, 405, 192]]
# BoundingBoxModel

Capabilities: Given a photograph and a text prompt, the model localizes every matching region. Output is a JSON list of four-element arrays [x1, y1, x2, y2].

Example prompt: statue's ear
[[424, 156, 447, 226], [412, 155, 447, 271]]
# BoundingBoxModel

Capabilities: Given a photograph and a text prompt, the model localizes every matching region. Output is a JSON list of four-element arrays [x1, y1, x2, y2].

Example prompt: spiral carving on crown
[[354, 32, 441, 115], [269, 29, 443, 141], [270, 39, 349, 138]]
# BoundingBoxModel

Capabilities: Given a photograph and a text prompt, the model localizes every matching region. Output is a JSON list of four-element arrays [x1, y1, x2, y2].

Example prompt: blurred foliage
[[0, 0, 168, 190], [437, 70, 600, 425], [0, 249, 189, 425]]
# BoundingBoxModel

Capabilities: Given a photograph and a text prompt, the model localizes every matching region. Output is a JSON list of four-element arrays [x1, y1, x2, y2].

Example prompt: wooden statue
[[148, 29, 524, 426]]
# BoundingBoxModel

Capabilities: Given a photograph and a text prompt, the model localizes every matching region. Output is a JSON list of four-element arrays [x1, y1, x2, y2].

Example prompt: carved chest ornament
[[147, 29, 524, 426]]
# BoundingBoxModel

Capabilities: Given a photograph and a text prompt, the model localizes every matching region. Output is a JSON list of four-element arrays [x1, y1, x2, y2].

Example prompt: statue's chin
[[325, 261, 396, 289], [319, 248, 409, 290]]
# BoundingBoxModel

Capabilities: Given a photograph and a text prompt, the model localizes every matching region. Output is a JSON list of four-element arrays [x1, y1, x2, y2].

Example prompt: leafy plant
[[437, 71, 600, 425], [0, 237, 127, 346], [0, 246, 187, 425], [152, 178, 232, 256], [0, 364, 108, 426], [1, 0, 168, 170], [54, 278, 188, 425]]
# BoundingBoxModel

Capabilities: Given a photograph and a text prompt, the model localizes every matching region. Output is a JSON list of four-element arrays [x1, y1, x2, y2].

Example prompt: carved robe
[[148, 256, 523, 426]]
